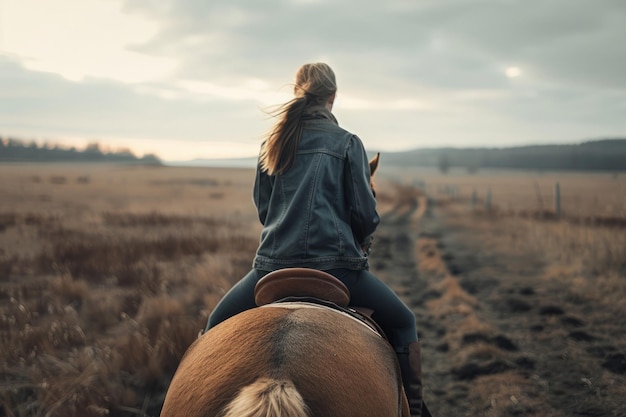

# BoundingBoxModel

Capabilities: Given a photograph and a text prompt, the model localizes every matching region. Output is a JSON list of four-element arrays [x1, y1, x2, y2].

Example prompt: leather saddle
[[254, 268, 384, 337]]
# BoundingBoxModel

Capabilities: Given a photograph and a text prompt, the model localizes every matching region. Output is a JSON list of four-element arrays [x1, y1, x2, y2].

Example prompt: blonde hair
[[259, 63, 337, 175], [221, 378, 309, 417]]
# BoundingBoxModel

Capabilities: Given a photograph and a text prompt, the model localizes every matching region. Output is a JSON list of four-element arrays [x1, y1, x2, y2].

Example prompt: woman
[[206, 63, 427, 417]]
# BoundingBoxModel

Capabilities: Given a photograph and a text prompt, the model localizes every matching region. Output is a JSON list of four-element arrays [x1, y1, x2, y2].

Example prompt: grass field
[[0, 164, 261, 416], [0, 163, 624, 416]]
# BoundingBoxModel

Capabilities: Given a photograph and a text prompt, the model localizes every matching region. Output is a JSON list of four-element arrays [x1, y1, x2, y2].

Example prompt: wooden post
[[471, 189, 477, 208], [554, 182, 561, 216], [486, 188, 492, 211]]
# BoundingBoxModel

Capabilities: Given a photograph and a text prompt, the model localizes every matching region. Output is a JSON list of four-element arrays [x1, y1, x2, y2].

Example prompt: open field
[[383, 166, 625, 219], [0, 163, 625, 416], [0, 164, 260, 416]]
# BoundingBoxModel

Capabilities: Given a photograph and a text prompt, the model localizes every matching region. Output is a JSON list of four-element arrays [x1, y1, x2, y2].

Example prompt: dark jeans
[[206, 268, 418, 349]]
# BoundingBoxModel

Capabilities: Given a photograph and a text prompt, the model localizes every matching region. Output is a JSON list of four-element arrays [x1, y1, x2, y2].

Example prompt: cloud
[[412, 0, 626, 90], [1, 0, 177, 83], [1, 0, 625, 159], [118, 0, 626, 94], [0, 57, 265, 159]]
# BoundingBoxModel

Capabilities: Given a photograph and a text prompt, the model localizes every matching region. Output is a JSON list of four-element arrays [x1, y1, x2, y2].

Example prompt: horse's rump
[[161, 304, 404, 417]]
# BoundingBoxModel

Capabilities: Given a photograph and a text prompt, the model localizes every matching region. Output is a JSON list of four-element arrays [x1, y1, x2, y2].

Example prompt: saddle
[[254, 268, 385, 337]]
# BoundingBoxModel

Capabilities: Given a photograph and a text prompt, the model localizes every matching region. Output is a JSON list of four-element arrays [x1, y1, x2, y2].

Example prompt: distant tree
[[85, 142, 102, 154], [25, 141, 39, 159], [141, 153, 161, 165], [7, 138, 22, 147], [82, 142, 106, 161], [0, 135, 162, 164], [115, 147, 135, 157]]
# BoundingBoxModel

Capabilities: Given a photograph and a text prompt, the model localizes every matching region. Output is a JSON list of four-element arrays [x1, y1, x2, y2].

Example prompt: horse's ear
[[369, 153, 380, 176]]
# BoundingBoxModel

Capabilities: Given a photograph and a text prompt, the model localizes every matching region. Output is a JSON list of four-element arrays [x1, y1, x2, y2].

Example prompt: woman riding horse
[[172, 63, 426, 416]]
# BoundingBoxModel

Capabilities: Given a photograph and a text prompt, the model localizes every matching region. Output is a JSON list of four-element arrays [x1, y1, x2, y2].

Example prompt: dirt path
[[373, 191, 626, 417]]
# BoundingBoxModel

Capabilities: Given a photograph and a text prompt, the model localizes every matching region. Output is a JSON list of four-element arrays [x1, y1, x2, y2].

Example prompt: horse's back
[[161, 305, 402, 417]]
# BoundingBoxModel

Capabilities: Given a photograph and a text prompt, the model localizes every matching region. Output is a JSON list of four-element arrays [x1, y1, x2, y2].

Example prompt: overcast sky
[[1, 0, 625, 160]]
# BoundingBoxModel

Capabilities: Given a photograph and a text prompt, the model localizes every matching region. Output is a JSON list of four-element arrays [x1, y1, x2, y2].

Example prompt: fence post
[[554, 182, 561, 216], [471, 189, 477, 209], [486, 188, 492, 211]]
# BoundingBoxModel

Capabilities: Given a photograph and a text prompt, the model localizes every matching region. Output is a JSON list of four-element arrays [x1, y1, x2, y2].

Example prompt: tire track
[[387, 191, 626, 417], [373, 191, 471, 417], [371, 184, 626, 417], [436, 204, 626, 417]]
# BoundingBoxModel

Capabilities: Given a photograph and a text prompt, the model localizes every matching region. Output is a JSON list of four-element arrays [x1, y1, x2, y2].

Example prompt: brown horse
[[160, 299, 407, 417], [160, 154, 405, 417]]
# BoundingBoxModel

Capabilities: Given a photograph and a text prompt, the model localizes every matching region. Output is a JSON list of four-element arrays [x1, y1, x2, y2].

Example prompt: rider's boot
[[397, 341, 430, 417]]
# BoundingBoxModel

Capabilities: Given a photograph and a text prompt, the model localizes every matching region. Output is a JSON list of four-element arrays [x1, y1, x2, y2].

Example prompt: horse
[[160, 153, 410, 417], [160, 269, 409, 417]]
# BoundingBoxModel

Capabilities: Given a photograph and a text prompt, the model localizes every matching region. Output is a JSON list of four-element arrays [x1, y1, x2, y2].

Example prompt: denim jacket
[[253, 112, 379, 272]]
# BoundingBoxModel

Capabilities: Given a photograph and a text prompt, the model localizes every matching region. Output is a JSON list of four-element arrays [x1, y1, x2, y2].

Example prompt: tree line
[[381, 139, 626, 172], [0, 137, 161, 165]]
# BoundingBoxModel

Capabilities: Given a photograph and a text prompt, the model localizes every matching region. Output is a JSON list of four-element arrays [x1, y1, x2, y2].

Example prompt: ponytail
[[259, 63, 336, 175], [259, 95, 310, 175]]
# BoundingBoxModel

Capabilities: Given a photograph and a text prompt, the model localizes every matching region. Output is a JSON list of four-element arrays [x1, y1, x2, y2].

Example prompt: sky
[[1, 0, 625, 161]]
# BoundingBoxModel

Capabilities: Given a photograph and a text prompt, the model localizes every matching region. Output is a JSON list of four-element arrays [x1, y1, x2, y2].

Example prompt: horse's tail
[[222, 377, 309, 417]]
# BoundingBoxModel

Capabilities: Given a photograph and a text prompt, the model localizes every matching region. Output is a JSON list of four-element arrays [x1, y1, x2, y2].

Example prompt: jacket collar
[[302, 104, 338, 125]]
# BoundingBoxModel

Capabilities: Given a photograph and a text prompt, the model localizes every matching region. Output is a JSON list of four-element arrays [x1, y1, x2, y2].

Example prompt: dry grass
[[383, 165, 625, 218], [1, 163, 624, 416], [0, 163, 260, 416], [444, 207, 626, 311], [420, 177, 626, 416], [384, 165, 626, 417]]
